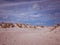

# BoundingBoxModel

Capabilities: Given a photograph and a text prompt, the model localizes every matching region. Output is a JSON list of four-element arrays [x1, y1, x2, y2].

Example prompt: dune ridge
[[0, 22, 60, 45], [0, 22, 60, 32]]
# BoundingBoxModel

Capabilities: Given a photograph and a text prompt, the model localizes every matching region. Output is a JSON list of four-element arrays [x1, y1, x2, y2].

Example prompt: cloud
[[34, 0, 60, 11], [32, 3, 40, 10], [0, 1, 41, 7], [0, 0, 60, 26], [0, 0, 60, 11]]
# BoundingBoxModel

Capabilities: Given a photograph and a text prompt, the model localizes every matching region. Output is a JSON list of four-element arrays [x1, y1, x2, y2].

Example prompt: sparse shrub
[[0, 22, 15, 28], [8, 23, 15, 28], [41, 26, 44, 28], [16, 24, 22, 28], [57, 24, 60, 26]]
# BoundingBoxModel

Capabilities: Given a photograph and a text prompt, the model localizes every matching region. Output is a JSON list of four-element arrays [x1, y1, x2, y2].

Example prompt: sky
[[0, 0, 60, 26]]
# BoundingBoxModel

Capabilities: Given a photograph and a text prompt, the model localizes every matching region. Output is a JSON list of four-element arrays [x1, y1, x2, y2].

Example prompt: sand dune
[[0, 22, 60, 45]]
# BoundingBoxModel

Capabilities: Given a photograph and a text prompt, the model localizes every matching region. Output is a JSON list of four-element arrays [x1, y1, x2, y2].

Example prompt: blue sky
[[0, 0, 60, 26]]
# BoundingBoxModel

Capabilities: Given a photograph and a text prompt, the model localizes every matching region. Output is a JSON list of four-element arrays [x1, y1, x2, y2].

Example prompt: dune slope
[[0, 23, 60, 45]]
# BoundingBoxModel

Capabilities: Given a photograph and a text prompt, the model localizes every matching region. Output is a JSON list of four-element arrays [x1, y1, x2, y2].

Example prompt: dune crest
[[0, 22, 60, 31]]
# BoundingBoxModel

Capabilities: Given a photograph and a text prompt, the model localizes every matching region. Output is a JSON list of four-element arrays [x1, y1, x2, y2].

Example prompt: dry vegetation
[[0, 22, 60, 31], [50, 24, 60, 32], [0, 22, 38, 28], [0, 22, 15, 28]]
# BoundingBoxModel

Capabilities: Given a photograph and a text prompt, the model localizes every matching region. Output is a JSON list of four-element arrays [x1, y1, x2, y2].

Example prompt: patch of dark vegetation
[[0, 22, 15, 28], [16, 23, 36, 28], [56, 24, 60, 27], [41, 26, 44, 28], [0, 22, 60, 29], [50, 24, 60, 32], [33, 26, 37, 29], [16, 23, 22, 28]]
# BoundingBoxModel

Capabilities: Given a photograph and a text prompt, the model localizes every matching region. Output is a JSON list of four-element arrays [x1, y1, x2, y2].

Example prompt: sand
[[0, 24, 60, 45]]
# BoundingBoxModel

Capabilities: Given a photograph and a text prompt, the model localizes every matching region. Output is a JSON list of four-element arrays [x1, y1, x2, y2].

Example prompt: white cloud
[[0, 1, 41, 8], [32, 3, 40, 10]]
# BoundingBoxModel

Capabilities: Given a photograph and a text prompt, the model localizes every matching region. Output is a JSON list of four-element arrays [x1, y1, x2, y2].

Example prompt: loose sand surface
[[0, 26, 60, 45]]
